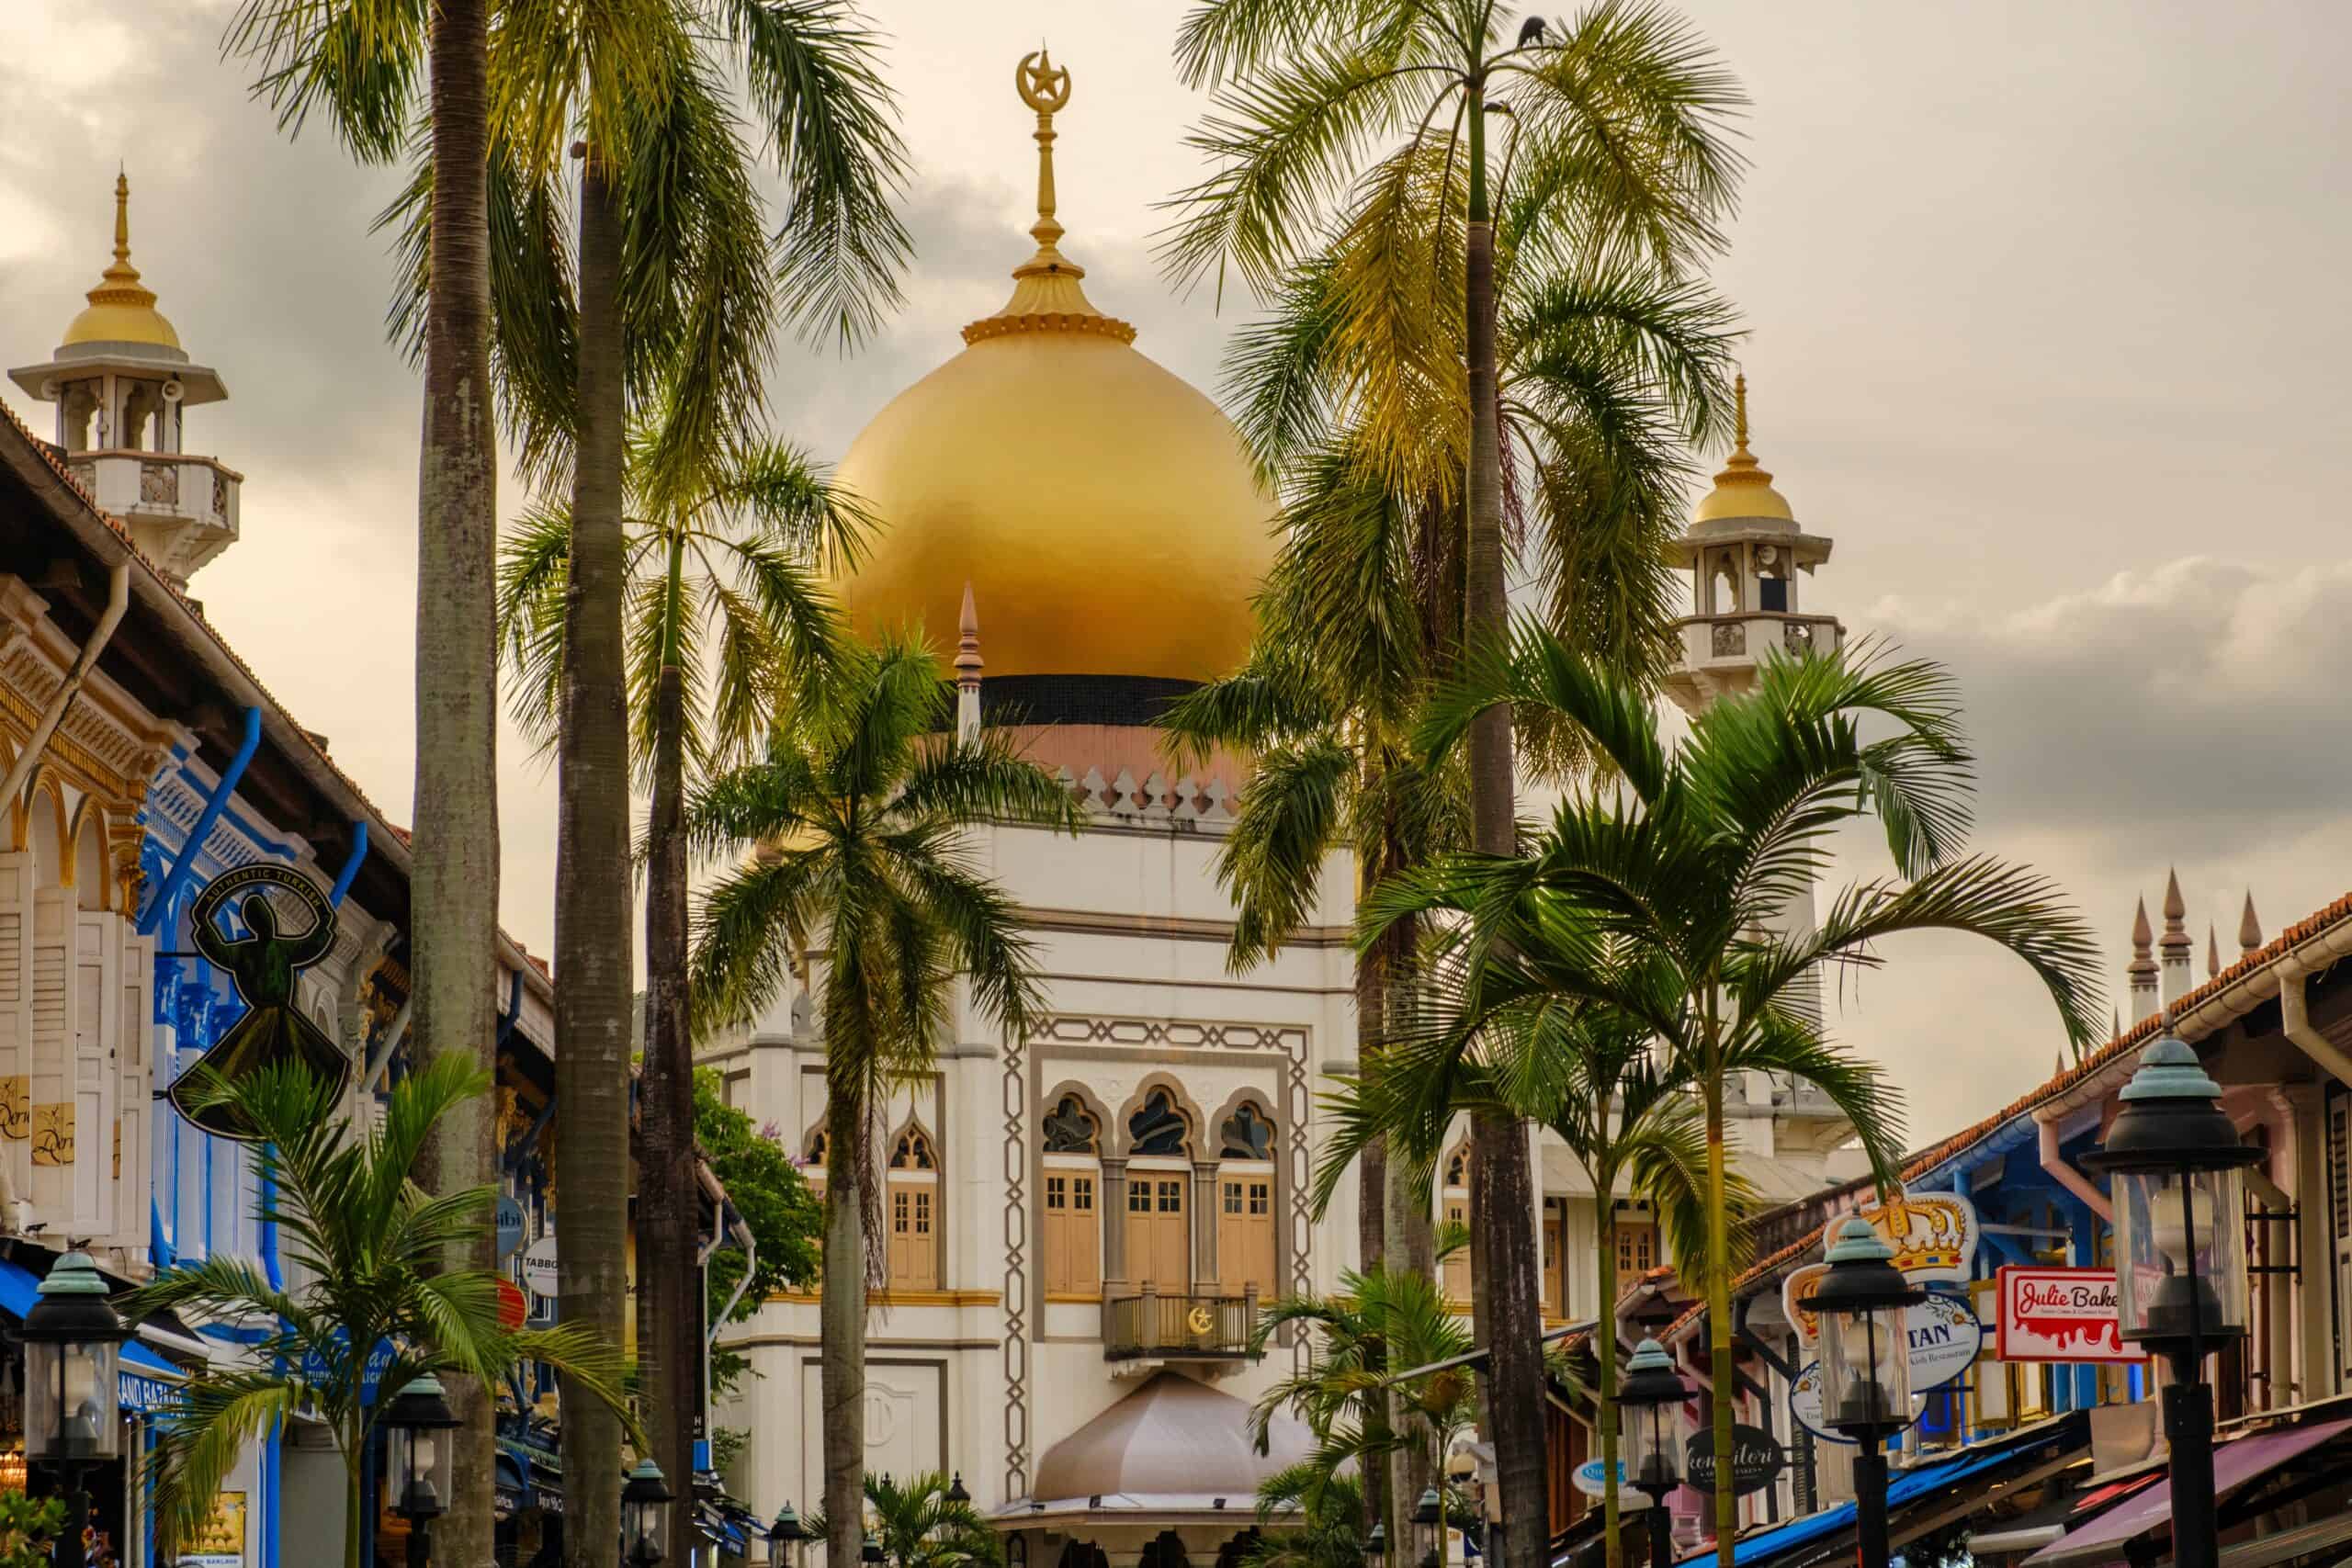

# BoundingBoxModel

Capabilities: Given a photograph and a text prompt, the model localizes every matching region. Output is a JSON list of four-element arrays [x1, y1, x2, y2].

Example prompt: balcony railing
[[1102, 1286, 1261, 1361]]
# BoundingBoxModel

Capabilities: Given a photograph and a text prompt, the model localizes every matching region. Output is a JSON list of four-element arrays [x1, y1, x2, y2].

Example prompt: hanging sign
[[522, 1235, 560, 1298], [495, 1195, 527, 1259], [169, 863, 351, 1140], [1995, 1266, 2142, 1363], [1907, 1292, 1985, 1390], [1571, 1458, 1628, 1499], [1684, 1425, 1784, 1496], [498, 1278, 529, 1331], [1789, 1361, 1856, 1447], [1785, 1190, 1983, 1348]]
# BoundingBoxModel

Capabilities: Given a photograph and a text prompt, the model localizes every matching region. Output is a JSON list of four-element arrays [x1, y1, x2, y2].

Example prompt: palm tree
[[686, 635, 1082, 1568], [1161, 10, 1742, 1552], [1322, 964, 1758, 1568], [124, 1057, 633, 1568], [1377, 626, 2106, 1568], [1244, 1469, 1373, 1568], [863, 1471, 1006, 1568], [496, 425, 868, 1519]]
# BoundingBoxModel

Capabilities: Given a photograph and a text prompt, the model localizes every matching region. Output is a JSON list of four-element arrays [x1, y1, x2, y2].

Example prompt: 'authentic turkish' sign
[[1995, 1266, 2142, 1363]]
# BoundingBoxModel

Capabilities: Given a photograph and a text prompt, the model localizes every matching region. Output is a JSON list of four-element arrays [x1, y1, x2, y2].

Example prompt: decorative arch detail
[[888, 1119, 938, 1172], [1114, 1074, 1201, 1159], [1209, 1089, 1277, 1160], [1039, 1084, 1110, 1156]]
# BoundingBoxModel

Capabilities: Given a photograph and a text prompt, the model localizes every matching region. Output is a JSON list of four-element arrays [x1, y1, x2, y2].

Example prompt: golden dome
[[1692, 373, 1792, 524], [62, 174, 181, 352], [831, 51, 1272, 683]]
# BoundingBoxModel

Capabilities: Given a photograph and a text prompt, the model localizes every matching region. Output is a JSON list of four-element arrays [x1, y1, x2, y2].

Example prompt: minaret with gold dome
[[1661, 374, 1841, 715], [9, 173, 242, 586], [831, 51, 1272, 718]]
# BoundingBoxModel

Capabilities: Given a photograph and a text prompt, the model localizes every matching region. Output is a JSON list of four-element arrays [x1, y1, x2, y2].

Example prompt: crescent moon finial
[[1016, 49, 1071, 115]]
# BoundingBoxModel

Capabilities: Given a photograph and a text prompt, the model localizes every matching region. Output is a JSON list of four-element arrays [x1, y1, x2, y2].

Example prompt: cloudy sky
[[3, 1, 2347, 1146]]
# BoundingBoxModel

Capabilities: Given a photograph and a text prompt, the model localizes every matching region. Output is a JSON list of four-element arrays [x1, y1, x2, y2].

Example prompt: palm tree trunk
[[414, 0, 502, 1558], [1703, 1079, 1736, 1568], [1352, 913, 1388, 1542], [821, 1085, 869, 1568], [639, 655, 700, 1564], [1369, 905, 1431, 1551], [1464, 88, 1544, 1568], [1597, 1204, 1622, 1568], [557, 136, 633, 1568]]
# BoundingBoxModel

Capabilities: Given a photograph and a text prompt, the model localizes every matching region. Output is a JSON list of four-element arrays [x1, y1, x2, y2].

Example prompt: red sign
[[1994, 1266, 2141, 1363], [497, 1278, 528, 1330]]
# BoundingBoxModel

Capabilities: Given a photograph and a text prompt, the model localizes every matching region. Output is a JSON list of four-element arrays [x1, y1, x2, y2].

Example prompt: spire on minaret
[[964, 50, 1135, 345], [955, 581, 983, 739], [2128, 897, 2159, 1023], [2239, 891, 2264, 957], [2206, 922, 2221, 981], [2158, 868, 2193, 1007]]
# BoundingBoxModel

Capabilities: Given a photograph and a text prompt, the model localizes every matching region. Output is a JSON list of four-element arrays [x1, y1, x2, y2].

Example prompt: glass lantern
[[1800, 1220, 1925, 1441], [768, 1502, 808, 1568], [381, 1374, 459, 1520], [622, 1458, 673, 1566], [2084, 1037, 2257, 1359], [18, 1252, 127, 1466], [1614, 1338, 1687, 1500]]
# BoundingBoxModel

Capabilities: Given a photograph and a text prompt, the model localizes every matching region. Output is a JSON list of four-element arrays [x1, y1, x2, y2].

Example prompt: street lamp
[[1614, 1338, 1690, 1568], [2081, 1034, 2256, 1568], [17, 1252, 128, 1568], [1411, 1484, 1442, 1568], [946, 1473, 971, 1505], [1799, 1219, 1926, 1568], [863, 1530, 886, 1565], [767, 1502, 808, 1568], [1365, 1523, 1387, 1563], [622, 1458, 673, 1567], [381, 1374, 459, 1567]]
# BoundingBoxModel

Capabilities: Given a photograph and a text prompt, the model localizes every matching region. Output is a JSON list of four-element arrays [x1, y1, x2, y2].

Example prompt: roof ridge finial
[[1734, 371, 1750, 452], [2206, 921, 2220, 981], [955, 581, 984, 685], [963, 51, 1136, 346], [2239, 890, 2263, 956], [1713, 369, 1770, 487], [1015, 50, 1075, 276], [85, 167, 157, 312], [2128, 896, 2155, 977], [2159, 867, 2191, 953]]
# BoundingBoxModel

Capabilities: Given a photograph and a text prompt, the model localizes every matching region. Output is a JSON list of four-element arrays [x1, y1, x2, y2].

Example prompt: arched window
[[1125, 1089, 1193, 1292], [1041, 1096, 1102, 1296], [73, 811, 107, 913], [1710, 550, 1742, 615], [1440, 1140, 1472, 1307], [886, 1122, 940, 1292], [1216, 1100, 1277, 1296], [803, 1126, 829, 1168]]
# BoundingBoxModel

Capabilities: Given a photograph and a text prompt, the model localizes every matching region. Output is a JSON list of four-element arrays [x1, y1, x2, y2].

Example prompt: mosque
[[705, 51, 1872, 1565]]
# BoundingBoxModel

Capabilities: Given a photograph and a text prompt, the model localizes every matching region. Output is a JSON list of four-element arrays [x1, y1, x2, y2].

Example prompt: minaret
[[2127, 897, 2159, 1022], [2239, 893, 2264, 958], [1662, 375, 1842, 715], [2206, 924, 2221, 982], [2158, 869, 2193, 1007], [7, 172, 240, 585], [955, 581, 984, 739]]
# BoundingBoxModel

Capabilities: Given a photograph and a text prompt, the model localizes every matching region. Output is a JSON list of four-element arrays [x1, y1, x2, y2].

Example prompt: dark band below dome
[[975, 674, 1201, 728]]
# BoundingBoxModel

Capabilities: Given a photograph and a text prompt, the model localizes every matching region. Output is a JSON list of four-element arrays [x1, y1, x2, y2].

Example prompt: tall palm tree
[[495, 425, 868, 1527], [1379, 626, 2106, 1568], [1322, 962, 1759, 1568], [686, 635, 1082, 1568], [1161, 10, 1741, 1553], [222, 0, 510, 1549], [124, 1057, 634, 1568], [379, 12, 910, 1553], [1245, 1469, 1374, 1568]]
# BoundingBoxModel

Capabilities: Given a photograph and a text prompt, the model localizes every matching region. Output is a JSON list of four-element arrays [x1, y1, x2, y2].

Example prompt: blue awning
[[1657, 1416, 2087, 1568], [0, 1257, 41, 1318]]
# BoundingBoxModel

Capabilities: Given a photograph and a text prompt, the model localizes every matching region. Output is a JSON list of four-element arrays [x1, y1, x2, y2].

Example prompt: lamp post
[[1365, 1523, 1387, 1565], [381, 1374, 459, 1567], [17, 1252, 129, 1568], [2080, 1034, 2256, 1568], [1614, 1338, 1690, 1568], [767, 1502, 808, 1568], [1412, 1483, 1442, 1568], [1799, 1220, 1925, 1568], [623, 1459, 674, 1567], [946, 1473, 971, 1505]]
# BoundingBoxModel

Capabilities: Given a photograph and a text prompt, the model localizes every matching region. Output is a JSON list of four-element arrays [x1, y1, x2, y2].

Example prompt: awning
[[1677, 1414, 2089, 1568], [2025, 1420, 2352, 1568]]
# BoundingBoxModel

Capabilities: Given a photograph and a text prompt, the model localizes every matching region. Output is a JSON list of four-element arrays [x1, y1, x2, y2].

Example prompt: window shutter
[[28, 887, 74, 1224]]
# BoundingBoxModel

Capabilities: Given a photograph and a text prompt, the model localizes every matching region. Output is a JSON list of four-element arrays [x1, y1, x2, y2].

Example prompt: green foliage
[[124, 1059, 635, 1568], [695, 1065, 824, 1317], [1244, 1470, 1371, 1568], [0, 1492, 65, 1568], [807, 1472, 1003, 1568]]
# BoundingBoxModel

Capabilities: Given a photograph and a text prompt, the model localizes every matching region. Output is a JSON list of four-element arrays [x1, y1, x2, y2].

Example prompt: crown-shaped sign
[[1783, 1189, 1981, 1346]]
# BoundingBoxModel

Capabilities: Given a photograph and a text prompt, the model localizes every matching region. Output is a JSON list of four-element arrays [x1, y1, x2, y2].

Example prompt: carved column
[[1100, 1155, 1129, 1291], [1192, 1159, 1220, 1292]]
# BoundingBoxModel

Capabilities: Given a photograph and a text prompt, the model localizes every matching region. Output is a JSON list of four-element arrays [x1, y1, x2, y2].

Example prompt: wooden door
[[1442, 1194, 1473, 1303], [1127, 1172, 1189, 1291], [71, 914, 118, 1239], [1044, 1169, 1101, 1293], [888, 1180, 938, 1291], [1218, 1174, 1275, 1295]]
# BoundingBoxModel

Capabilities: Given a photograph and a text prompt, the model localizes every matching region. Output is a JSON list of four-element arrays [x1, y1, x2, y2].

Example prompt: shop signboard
[[1995, 1266, 2142, 1363], [1784, 1190, 1982, 1349], [496, 1195, 527, 1259], [1789, 1361, 1855, 1447], [1571, 1459, 1627, 1499], [177, 1491, 246, 1567], [1684, 1424, 1784, 1496]]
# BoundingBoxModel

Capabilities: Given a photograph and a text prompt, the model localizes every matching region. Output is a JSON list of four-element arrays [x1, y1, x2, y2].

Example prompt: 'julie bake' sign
[[1995, 1266, 2143, 1363]]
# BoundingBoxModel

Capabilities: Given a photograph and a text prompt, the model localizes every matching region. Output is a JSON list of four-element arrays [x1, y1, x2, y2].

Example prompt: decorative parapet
[[1059, 766, 1237, 830]]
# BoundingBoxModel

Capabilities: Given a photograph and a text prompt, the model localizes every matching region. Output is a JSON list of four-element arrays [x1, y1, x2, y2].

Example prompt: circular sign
[[1907, 1292, 1984, 1392], [495, 1196, 527, 1260], [497, 1279, 528, 1330], [1571, 1459, 1627, 1500], [1684, 1424, 1784, 1496], [1788, 1360, 1858, 1446], [522, 1235, 560, 1298]]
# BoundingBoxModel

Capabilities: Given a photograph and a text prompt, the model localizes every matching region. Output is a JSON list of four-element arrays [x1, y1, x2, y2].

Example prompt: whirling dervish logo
[[166, 863, 351, 1140]]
